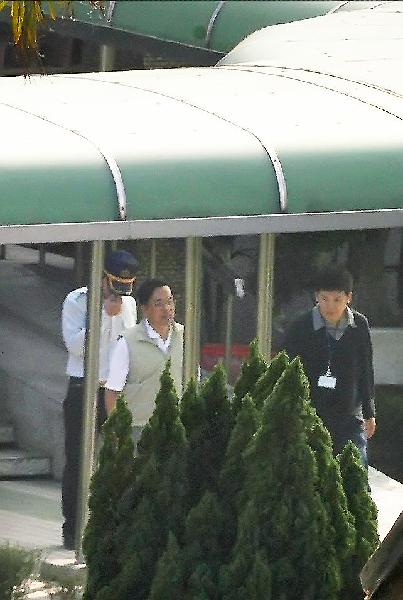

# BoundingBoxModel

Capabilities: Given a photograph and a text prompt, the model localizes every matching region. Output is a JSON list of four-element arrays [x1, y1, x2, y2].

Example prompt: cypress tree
[[306, 413, 355, 581], [252, 350, 289, 411], [82, 394, 136, 600], [183, 491, 226, 599], [219, 499, 265, 600], [95, 363, 188, 600], [227, 358, 339, 599], [184, 364, 232, 506], [232, 339, 267, 417], [179, 377, 201, 439], [149, 532, 185, 600], [150, 492, 227, 600], [245, 549, 272, 600], [219, 393, 260, 555], [220, 393, 260, 507], [338, 441, 379, 598]]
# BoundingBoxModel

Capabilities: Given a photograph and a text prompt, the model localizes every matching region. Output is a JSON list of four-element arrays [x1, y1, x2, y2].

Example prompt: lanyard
[[321, 315, 340, 375]]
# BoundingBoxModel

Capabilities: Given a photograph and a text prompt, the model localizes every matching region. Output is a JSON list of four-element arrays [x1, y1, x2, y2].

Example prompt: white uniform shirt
[[105, 320, 172, 392], [62, 287, 137, 381]]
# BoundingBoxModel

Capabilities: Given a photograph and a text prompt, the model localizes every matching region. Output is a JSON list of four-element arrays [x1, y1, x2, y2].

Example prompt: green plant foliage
[[252, 350, 289, 411], [149, 533, 185, 600], [244, 550, 272, 600], [229, 359, 340, 599], [82, 394, 136, 600], [219, 500, 262, 600], [220, 393, 261, 506], [185, 364, 232, 506], [0, 544, 37, 600], [307, 415, 356, 571], [96, 363, 188, 600], [183, 491, 226, 599], [0, 1, 99, 52], [219, 393, 261, 555], [83, 343, 383, 600], [232, 339, 267, 416], [187, 563, 219, 600], [179, 377, 202, 443], [338, 441, 380, 598]]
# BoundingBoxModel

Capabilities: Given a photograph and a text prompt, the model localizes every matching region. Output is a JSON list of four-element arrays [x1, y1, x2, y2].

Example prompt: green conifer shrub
[[225, 358, 339, 600], [232, 339, 267, 416], [184, 364, 232, 506], [95, 363, 188, 600], [182, 491, 225, 599], [148, 533, 185, 600], [306, 414, 355, 582], [244, 549, 272, 600], [252, 350, 289, 411], [338, 441, 380, 599], [220, 393, 260, 506], [179, 377, 201, 441], [219, 393, 261, 555], [82, 394, 135, 600], [219, 500, 263, 600]]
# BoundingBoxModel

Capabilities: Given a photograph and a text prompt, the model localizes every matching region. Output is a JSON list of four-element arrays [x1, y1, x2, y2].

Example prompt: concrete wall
[[1, 368, 66, 479], [0, 246, 73, 481], [372, 328, 403, 385]]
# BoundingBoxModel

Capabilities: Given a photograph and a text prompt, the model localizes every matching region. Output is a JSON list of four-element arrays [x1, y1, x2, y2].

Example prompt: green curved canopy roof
[[1, 1, 403, 242], [61, 0, 345, 54]]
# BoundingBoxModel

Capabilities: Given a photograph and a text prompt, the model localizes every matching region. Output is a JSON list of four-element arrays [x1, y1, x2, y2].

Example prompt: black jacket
[[284, 309, 375, 422]]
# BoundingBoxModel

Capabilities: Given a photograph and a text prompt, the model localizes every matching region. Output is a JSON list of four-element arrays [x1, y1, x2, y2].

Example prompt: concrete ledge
[[0, 452, 50, 477], [1, 369, 66, 480]]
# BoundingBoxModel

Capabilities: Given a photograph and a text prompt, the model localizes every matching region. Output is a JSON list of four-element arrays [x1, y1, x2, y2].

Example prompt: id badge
[[318, 374, 337, 389]]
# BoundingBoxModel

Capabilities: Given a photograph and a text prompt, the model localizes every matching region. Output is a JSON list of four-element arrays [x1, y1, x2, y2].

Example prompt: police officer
[[61, 250, 138, 549]]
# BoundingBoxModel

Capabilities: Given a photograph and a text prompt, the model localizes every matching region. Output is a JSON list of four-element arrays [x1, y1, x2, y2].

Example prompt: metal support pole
[[75, 240, 104, 563], [184, 237, 202, 385], [194, 239, 202, 372], [224, 293, 234, 377], [257, 233, 276, 360], [99, 44, 116, 72], [38, 245, 46, 269], [150, 239, 157, 277], [75, 242, 85, 287]]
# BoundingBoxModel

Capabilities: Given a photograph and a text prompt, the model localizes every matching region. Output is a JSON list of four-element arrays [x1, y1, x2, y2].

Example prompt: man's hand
[[364, 417, 376, 439], [104, 294, 122, 317]]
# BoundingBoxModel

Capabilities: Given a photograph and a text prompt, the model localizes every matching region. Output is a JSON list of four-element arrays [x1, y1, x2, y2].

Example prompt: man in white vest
[[105, 278, 184, 446], [61, 249, 138, 550]]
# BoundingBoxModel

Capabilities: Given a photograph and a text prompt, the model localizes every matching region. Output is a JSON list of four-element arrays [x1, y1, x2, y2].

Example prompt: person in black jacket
[[284, 265, 375, 466]]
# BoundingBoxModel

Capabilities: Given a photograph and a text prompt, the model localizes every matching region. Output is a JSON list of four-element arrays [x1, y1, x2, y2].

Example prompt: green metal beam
[[257, 233, 275, 360], [184, 237, 202, 384], [76, 240, 104, 562]]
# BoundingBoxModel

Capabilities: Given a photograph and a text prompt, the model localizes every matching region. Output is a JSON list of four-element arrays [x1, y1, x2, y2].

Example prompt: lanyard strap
[[321, 314, 340, 374]]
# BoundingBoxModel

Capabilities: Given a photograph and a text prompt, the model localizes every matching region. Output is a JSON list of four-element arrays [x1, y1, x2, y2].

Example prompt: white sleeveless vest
[[123, 320, 184, 426]]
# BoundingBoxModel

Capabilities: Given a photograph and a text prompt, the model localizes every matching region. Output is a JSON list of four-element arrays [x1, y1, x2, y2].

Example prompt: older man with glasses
[[105, 278, 184, 448]]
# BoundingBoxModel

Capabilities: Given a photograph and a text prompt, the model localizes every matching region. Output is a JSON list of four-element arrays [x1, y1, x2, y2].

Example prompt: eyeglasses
[[152, 298, 175, 309]]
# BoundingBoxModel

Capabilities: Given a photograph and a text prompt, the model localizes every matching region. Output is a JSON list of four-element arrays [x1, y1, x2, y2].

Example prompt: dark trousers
[[324, 415, 368, 468], [61, 377, 106, 543]]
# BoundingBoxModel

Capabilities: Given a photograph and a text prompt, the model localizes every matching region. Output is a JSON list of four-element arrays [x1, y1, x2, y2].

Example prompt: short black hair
[[136, 278, 171, 306], [313, 265, 353, 293]]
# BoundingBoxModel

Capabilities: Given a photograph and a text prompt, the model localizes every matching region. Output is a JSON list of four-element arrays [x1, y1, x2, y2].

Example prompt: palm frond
[[0, 1, 102, 51]]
